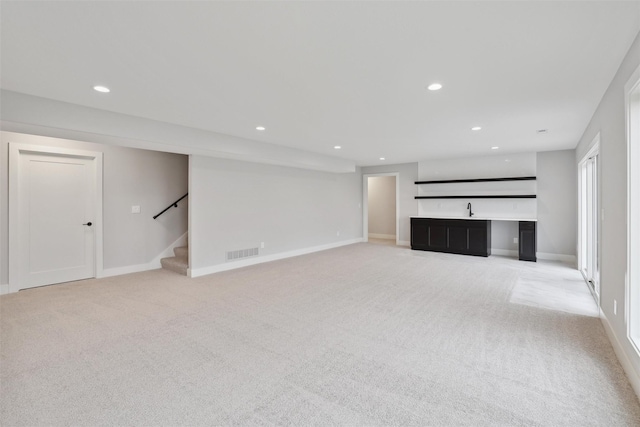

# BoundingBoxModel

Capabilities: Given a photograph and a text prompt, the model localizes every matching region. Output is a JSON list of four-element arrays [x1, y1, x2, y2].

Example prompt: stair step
[[160, 256, 188, 276], [173, 245, 189, 259]]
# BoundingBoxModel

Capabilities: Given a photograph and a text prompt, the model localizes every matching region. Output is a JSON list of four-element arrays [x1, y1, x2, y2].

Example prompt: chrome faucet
[[467, 202, 474, 217]]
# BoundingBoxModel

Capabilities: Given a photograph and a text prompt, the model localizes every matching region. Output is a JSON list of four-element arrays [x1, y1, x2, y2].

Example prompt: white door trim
[[363, 172, 400, 245], [9, 143, 103, 293], [625, 64, 640, 356], [577, 134, 600, 304]]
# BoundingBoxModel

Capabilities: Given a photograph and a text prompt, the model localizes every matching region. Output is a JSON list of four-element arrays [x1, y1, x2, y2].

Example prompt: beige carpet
[[1, 243, 639, 426]]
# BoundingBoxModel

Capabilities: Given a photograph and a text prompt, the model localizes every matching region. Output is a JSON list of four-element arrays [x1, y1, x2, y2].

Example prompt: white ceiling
[[1, 1, 639, 166]]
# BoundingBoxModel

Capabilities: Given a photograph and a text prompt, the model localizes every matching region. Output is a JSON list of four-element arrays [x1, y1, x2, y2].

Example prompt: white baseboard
[[99, 231, 187, 278], [368, 233, 396, 240], [398, 240, 410, 247], [537, 252, 577, 265], [0, 284, 9, 296], [99, 263, 157, 278], [491, 249, 518, 257], [600, 308, 640, 402], [490, 250, 576, 263], [189, 238, 364, 278]]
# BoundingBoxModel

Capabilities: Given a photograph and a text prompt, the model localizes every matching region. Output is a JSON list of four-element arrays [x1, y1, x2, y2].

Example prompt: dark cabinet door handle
[[83, 222, 92, 226]]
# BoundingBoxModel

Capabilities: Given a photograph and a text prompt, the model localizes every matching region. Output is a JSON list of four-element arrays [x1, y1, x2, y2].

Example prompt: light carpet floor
[[1, 243, 639, 426]]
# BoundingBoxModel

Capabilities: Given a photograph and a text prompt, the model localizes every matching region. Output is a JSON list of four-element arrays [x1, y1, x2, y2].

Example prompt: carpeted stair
[[160, 245, 188, 275]]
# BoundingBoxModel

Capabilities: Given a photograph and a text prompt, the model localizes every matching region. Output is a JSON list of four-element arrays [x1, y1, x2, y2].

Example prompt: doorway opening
[[363, 173, 399, 245], [578, 135, 600, 302]]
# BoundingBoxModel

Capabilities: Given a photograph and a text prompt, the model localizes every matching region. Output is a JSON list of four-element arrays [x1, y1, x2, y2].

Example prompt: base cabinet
[[411, 218, 491, 257], [519, 221, 537, 262]]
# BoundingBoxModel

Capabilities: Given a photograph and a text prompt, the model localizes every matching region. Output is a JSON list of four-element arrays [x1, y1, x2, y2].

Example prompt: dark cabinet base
[[411, 218, 491, 257], [519, 221, 537, 262]]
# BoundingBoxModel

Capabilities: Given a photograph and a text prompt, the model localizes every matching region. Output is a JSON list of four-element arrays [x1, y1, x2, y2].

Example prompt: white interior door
[[12, 148, 98, 290]]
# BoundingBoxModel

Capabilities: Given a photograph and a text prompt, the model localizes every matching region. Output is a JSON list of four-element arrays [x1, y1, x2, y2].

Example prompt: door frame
[[363, 172, 400, 245], [578, 134, 600, 303], [9, 143, 103, 293], [625, 64, 640, 354]]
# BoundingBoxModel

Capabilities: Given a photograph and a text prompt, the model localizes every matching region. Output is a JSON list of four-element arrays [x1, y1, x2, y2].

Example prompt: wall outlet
[[614, 299, 617, 315], [337, 231, 340, 237], [260, 242, 265, 249], [131, 205, 141, 214], [513, 237, 518, 244]]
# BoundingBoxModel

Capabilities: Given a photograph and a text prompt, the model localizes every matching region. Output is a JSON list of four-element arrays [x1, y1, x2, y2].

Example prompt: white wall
[[1, 90, 355, 174], [491, 221, 519, 254], [368, 176, 396, 237], [575, 32, 640, 394], [189, 156, 362, 276], [361, 163, 418, 245], [536, 150, 577, 258], [0, 131, 188, 284]]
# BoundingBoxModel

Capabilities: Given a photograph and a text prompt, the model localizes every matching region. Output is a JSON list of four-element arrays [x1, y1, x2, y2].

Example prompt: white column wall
[[189, 156, 362, 276]]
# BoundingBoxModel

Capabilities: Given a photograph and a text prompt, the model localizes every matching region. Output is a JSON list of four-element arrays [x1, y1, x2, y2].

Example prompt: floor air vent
[[226, 247, 259, 262]]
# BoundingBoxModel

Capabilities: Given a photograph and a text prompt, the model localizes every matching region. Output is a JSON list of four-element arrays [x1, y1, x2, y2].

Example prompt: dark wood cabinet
[[411, 220, 429, 247], [411, 218, 491, 257], [519, 221, 537, 262], [468, 226, 489, 254], [428, 224, 448, 249], [448, 225, 468, 251]]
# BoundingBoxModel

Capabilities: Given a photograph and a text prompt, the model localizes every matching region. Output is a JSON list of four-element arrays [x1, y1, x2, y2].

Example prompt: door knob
[[83, 222, 92, 226]]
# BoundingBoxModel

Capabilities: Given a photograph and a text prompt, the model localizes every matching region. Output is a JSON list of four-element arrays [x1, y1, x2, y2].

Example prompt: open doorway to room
[[363, 173, 399, 246], [578, 135, 600, 302]]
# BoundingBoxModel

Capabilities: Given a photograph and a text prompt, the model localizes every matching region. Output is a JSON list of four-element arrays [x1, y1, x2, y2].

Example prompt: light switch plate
[[131, 205, 141, 214]]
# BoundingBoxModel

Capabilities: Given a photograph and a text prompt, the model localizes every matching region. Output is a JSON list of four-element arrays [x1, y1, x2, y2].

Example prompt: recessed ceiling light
[[471, 126, 482, 131], [93, 85, 110, 93], [491, 146, 499, 150], [334, 146, 341, 150], [256, 126, 266, 131], [380, 157, 386, 161], [427, 83, 442, 91]]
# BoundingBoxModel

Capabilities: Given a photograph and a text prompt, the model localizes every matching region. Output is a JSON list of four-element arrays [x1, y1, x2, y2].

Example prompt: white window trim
[[626, 64, 640, 355], [578, 134, 600, 295]]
